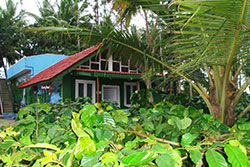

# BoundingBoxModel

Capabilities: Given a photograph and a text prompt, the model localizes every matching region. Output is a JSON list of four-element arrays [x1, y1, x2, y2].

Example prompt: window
[[101, 60, 108, 70], [79, 54, 139, 73], [121, 67, 129, 72], [102, 85, 120, 106], [91, 55, 99, 62], [75, 80, 96, 103], [124, 82, 137, 107], [91, 63, 99, 70], [113, 62, 120, 71]]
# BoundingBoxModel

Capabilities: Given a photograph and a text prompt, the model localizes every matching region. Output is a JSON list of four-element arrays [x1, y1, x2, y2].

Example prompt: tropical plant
[[102, 0, 250, 126], [160, 0, 250, 126], [24, 0, 250, 126], [21, 0, 94, 56], [105, 0, 250, 126], [0, 0, 25, 76], [1, 100, 250, 166]]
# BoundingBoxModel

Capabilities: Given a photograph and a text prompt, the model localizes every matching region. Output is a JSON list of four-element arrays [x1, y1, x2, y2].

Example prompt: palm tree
[[30, 0, 250, 126], [160, 0, 250, 126], [109, 0, 166, 102], [0, 0, 25, 77], [24, 0, 92, 56]]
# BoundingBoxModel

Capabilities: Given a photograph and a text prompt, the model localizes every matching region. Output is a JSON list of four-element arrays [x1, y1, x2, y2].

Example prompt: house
[[17, 44, 162, 108], [7, 54, 68, 111]]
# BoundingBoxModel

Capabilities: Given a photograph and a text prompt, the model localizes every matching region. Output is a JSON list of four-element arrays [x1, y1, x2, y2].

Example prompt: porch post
[[137, 80, 140, 90], [97, 77, 99, 103]]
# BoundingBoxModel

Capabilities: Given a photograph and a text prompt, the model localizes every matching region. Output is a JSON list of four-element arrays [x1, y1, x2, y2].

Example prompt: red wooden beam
[[97, 77, 99, 103]]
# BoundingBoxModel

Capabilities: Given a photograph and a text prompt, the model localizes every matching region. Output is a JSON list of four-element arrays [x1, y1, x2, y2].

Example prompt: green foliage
[[1, 100, 250, 166], [164, 93, 209, 113], [205, 150, 228, 167], [224, 144, 250, 167], [0, 0, 25, 69], [121, 151, 156, 166]]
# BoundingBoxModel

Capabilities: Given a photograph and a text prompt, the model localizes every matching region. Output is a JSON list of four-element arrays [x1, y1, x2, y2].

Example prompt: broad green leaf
[[180, 117, 192, 130], [20, 136, 31, 146], [30, 103, 51, 113], [0, 132, 6, 138], [96, 140, 109, 150], [72, 112, 80, 120], [101, 152, 118, 167], [0, 140, 16, 149], [155, 123, 170, 136], [36, 103, 51, 113], [205, 150, 228, 167], [239, 145, 247, 155], [96, 128, 113, 141], [48, 127, 57, 139], [74, 136, 96, 160], [106, 105, 113, 111], [71, 118, 89, 138], [18, 106, 33, 118], [43, 150, 57, 160], [170, 105, 185, 116], [94, 103, 102, 109], [17, 115, 35, 125], [143, 119, 155, 131], [112, 110, 130, 123], [26, 143, 60, 151], [98, 109, 104, 116], [189, 150, 202, 164], [229, 140, 240, 147], [167, 150, 182, 167], [84, 127, 95, 139], [80, 152, 102, 167], [5, 127, 19, 136], [151, 144, 171, 153], [10, 151, 25, 164], [203, 114, 214, 122], [81, 105, 97, 127], [66, 152, 74, 167], [40, 156, 52, 166], [156, 153, 175, 167], [224, 144, 250, 167], [181, 133, 196, 146], [1, 155, 12, 164], [168, 116, 181, 130], [103, 112, 116, 128], [121, 151, 155, 166], [238, 122, 250, 131], [125, 137, 140, 150]]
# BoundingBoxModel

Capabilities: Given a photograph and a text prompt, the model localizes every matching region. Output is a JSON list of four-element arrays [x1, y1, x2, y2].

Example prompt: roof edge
[[18, 44, 102, 88]]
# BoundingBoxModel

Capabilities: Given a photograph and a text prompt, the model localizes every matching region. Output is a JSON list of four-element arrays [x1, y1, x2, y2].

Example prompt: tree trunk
[[225, 101, 236, 126], [146, 78, 154, 103], [209, 81, 236, 126], [209, 85, 221, 119]]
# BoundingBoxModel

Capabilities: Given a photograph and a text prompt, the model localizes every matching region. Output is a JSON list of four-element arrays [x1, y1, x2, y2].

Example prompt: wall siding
[[62, 73, 142, 108]]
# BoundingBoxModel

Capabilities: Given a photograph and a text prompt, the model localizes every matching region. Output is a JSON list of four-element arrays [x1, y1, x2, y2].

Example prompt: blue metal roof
[[7, 54, 68, 79]]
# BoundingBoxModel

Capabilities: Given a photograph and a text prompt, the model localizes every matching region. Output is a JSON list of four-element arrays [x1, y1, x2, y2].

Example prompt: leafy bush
[[1, 99, 250, 167]]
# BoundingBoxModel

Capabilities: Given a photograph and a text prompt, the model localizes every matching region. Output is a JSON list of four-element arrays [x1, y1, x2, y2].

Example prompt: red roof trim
[[18, 44, 101, 88]]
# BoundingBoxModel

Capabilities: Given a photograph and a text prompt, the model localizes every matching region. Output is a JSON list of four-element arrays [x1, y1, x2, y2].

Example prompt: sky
[[0, 0, 145, 27]]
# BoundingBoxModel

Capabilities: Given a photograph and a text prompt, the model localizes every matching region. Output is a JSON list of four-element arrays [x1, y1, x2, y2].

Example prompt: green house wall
[[62, 73, 145, 108]]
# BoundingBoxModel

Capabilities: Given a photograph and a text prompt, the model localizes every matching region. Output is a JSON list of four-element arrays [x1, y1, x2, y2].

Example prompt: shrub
[[0, 99, 250, 166]]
